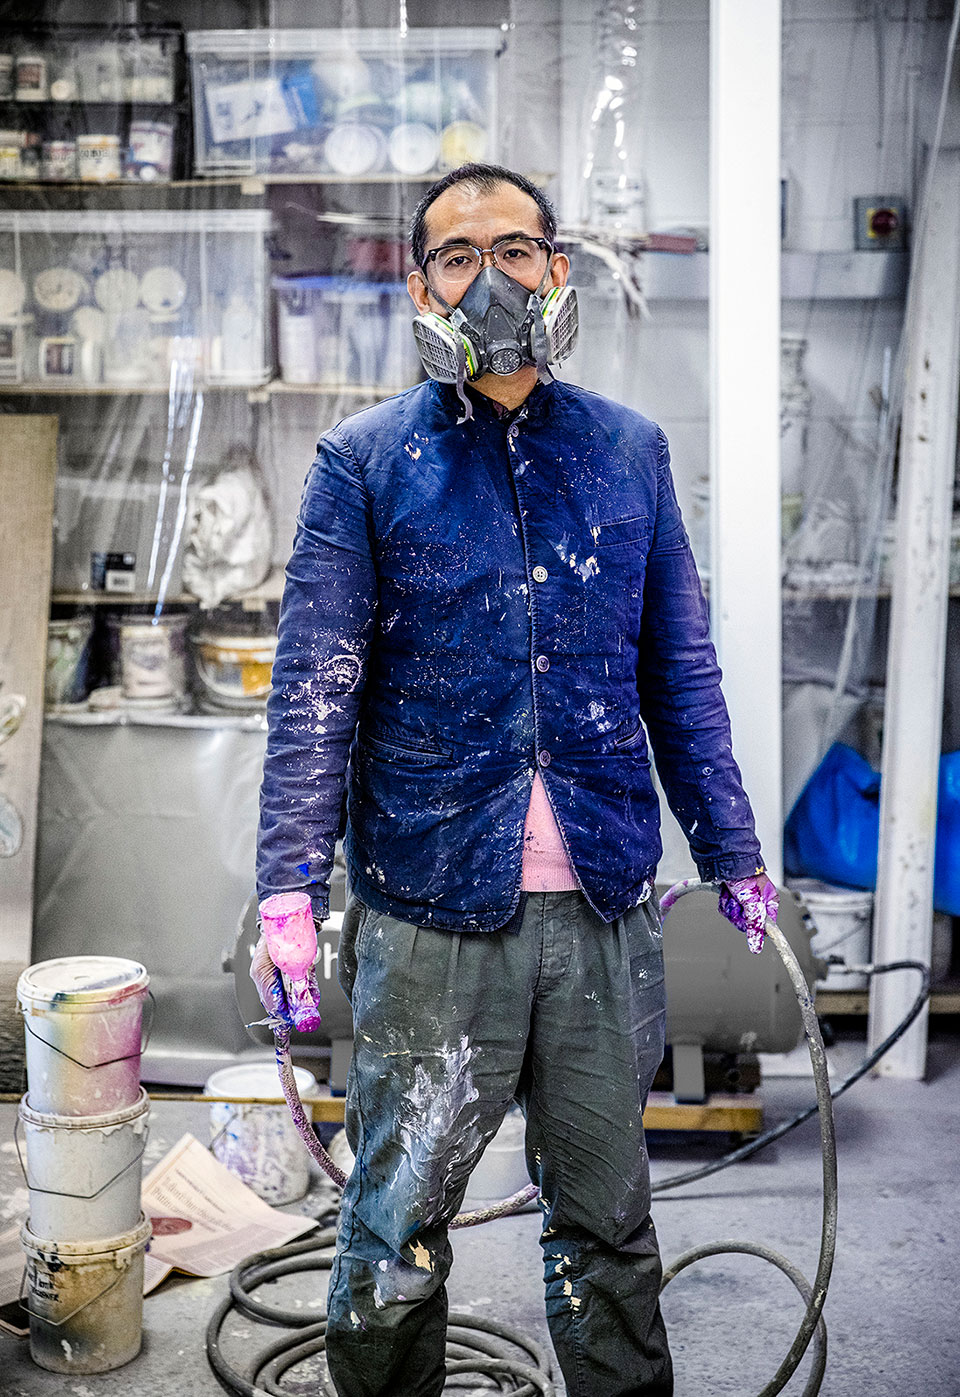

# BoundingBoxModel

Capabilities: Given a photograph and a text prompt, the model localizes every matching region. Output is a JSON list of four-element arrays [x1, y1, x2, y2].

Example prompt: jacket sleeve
[[635, 427, 765, 884], [256, 427, 377, 921]]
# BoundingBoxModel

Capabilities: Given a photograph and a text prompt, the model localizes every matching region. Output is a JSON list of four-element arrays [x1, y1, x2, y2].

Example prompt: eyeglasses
[[422, 235, 553, 287]]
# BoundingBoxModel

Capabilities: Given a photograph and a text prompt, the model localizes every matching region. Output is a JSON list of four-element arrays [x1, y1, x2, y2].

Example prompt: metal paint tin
[[0, 55, 14, 101], [20, 1214, 151, 1374], [113, 613, 188, 701], [42, 140, 77, 182], [18, 1089, 149, 1240], [45, 616, 92, 707], [205, 1062, 317, 1205], [127, 120, 173, 181], [17, 956, 149, 1117], [190, 631, 276, 710], [14, 55, 46, 101], [77, 134, 122, 183]]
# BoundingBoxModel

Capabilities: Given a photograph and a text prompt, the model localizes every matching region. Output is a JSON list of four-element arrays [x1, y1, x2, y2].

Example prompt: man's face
[[407, 181, 570, 317]]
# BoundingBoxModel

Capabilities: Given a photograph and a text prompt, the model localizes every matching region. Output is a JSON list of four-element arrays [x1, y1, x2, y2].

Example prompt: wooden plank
[[0, 414, 58, 1090], [642, 1091, 764, 1134]]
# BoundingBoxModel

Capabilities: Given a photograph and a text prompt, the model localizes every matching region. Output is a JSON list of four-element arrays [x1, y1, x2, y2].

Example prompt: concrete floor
[[1, 1027, 958, 1396]]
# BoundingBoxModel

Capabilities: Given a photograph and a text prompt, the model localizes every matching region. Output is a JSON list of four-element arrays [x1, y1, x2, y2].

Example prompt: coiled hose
[[209, 880, 930, 1396]]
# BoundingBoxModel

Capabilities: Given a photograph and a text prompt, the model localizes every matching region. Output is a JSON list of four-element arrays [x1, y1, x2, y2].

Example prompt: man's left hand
[[718, 874, 778, 955]]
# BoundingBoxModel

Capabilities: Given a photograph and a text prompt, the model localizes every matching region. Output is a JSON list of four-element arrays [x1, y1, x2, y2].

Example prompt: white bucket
[[20, 1213, 151, 1374], [18, 1089, 149, 1240], [190, 631, 276, 711], [789, 879, 873, 989], [463, 1109, 532, 1207], [17, 957, 150, 1116], [109, 612, 188, 700], [205, 1062, 317, 1205]]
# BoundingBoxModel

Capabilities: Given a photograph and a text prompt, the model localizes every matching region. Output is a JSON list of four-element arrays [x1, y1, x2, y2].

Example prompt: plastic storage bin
[[274, 275, 421, 390], [187, 27, 502, 177], [0, 208, 272, 388]]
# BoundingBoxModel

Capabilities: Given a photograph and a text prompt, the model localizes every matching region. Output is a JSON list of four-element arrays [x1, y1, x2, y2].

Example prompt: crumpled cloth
[[718, 875, 779, 955], [182, 446, 273, 610]]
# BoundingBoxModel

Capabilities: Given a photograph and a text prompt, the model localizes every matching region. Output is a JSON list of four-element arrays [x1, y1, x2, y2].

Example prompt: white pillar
[[709, 0, 783, 881], [869, 150, 960, 1079]]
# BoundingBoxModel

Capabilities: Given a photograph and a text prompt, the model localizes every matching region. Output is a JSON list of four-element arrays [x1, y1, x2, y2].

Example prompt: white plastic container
[[274, 275, 420, 390], [20, 1213, 152, 1374], [17, 956, 149, 1117], [205, 1062, 317, 1205], [19, 1089, 149, 1240], [789, 879, 873, 989], [188, 27, 501, 177], [0, 209, 271, 387]]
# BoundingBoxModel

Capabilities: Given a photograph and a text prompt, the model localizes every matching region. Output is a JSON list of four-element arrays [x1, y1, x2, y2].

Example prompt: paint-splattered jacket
[[257, 377, 763, 930]]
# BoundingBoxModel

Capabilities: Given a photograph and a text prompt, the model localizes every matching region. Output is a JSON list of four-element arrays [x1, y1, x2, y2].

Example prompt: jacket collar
[[431, 376, 558, 424]]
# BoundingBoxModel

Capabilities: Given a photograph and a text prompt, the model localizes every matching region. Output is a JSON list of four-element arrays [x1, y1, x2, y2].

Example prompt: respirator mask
[[411, 241, 579, 422]]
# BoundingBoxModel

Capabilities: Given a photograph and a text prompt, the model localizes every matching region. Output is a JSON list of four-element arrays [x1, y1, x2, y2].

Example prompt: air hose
[[228, 880, 929, 1396]]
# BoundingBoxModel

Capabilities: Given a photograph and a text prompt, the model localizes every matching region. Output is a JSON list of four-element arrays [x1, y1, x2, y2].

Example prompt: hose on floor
[[205, 1225, 558, 1397]]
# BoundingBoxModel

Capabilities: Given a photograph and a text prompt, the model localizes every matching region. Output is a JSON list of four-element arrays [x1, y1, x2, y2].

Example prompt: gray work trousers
[[325, 889, 673, 1397]]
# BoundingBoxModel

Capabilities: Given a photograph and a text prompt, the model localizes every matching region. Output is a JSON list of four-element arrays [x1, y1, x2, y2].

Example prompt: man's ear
[[548, 251, 571, 290], [407, 269, 432, 314]]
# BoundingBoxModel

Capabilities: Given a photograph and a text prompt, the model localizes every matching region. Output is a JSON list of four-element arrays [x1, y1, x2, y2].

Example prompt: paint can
[[205, 1062, 317, 1205], [41, 139, 77, 182], [462, 1108, 533, 1207], [17, 956, 150, 1117], [20, 1213, 151, 1374], [789, 879, 873, 989], [190, 631, 276, 711], [45, 616, 92, 707], [18, 1088, 149, 1240], [77, 133, 122, 183], [111, 612, 188, 701]]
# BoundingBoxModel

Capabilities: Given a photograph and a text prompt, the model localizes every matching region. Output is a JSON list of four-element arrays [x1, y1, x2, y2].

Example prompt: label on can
[[77, 134, 121, 182], [14, 56, 46, 100], [0, 55, 14, 101], [128, 121, 173, 180]]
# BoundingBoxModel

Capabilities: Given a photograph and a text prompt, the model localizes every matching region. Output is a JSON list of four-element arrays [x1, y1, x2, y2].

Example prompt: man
[[256, 163, 775, 1397]]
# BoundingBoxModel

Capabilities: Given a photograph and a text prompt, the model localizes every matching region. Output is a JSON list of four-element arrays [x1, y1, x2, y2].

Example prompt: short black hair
[[410, 163, 558, 269]]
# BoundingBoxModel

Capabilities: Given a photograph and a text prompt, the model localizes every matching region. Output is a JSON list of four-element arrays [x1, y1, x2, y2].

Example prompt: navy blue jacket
[[256, 377, 763, 930]]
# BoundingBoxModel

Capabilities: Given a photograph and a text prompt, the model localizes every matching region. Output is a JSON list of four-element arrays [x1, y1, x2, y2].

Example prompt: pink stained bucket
[[17, 957, 150, 1116]]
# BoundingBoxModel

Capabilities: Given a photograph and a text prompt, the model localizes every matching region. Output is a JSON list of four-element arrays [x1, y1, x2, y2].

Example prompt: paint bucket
[[205, 1062, 317, 1205], [45, 616, 93, 707], [190, 631, 276, 711], [108, 612, 188, 701], [789, 879, 873, 989], [20, 1213, 151, 1374], [462, 1108, 533, 1208], [17, 957, 150, 1116], [18, 1089, 149, 1240]]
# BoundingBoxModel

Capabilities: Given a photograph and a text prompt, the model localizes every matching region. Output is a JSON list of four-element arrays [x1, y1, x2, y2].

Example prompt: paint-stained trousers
[[325, 889, 674, 1397]]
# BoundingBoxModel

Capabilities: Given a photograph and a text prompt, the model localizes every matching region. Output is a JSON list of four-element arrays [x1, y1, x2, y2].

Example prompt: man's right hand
[[250, 933, 293, 1027]]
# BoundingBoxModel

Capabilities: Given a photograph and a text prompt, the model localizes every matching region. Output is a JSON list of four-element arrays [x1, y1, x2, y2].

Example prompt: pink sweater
[[522, 773, 579, 891]]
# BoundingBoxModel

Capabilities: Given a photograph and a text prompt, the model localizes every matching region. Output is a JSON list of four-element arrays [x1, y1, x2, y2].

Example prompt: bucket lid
[[19, 1086, 150, 1130], [18, 956, 149, 1007], [21, 1212, 152, 1260], [204, 1062, 317, 1102], [788, 879, 873, 911], [193, 633, 277, 653]]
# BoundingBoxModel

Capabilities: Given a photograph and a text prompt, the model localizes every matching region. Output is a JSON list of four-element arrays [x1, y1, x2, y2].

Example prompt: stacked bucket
[[16, 955, 153, 1375]]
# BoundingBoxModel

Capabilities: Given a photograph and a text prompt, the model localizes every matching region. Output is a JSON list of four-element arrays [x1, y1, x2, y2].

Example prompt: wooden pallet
[[816, 983, 960, 1016], [641, 1090, 764, 1134]]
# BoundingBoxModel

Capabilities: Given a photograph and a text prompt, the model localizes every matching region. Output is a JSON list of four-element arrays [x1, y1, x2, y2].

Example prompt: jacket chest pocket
[[586, 514, 650, 681]]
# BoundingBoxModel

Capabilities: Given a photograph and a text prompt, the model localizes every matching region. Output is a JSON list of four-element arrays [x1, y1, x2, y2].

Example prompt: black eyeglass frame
[[420, 235, 554, 277]]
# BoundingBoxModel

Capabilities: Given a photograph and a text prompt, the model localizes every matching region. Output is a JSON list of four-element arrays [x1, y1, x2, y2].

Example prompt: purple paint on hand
[[718, 876, 779, 954]]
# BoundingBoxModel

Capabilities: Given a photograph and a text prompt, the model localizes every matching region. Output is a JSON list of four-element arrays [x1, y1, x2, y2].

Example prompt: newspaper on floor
[[0, 1224, 30, 1336], [142, 1131, 317, 1294]]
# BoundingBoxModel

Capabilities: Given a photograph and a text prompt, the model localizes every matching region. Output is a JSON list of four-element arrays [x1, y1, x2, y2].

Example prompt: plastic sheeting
[[34, 712, 266, 1081]]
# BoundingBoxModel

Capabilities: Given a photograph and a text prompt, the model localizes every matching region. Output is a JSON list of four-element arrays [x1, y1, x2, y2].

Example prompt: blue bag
[[785, 742, 960, 915]]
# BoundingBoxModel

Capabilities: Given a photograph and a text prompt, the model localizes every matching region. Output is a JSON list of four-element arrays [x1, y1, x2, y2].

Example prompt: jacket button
[[532, 565, 548, 583], [535, 655, 550, 672], [538, 749, 551, 767]]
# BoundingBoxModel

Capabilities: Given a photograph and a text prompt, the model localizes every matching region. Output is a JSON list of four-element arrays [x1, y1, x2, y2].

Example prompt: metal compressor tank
[[230, 856, 823, 1094]]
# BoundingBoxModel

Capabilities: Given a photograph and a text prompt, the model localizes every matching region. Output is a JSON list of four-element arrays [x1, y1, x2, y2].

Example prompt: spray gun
[[254, 892, 322, 1033]]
